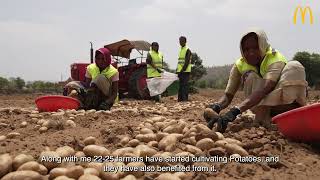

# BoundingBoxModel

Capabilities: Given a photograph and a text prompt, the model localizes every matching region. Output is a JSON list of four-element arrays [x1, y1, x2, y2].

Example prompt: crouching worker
[[204, 29, 308, 133], [64, 47, 119, 110]]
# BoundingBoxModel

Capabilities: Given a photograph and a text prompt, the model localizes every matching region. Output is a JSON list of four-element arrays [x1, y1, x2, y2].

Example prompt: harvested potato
[[154, 122, 165, 130], [150, 116, 166, 122], [147, 141, 158, 148], [56, 146, 75, 158], [100, 162, 120, 180], [0, 135, 6, 142], [20, 121, 28, 128], [65, 165, 84, 179], [203, 108, 219, 120], [163, 121, 186, 134], [38, 164, 48, 175], [112, 147, 134, 157], [7, 132, 21, 139], [65, 120, 76, 128], [84, 168, 100, 176], [37, 119, 46, 125], [224, 143, 249, 156], [83, 145, 110, 157], [181, 136, 197, 146], [79, 174, 101, 180], [53, 175, 74, 180], [196, 138, 215, 151], [85, 163, 104, 175], [156, 173, 180, 180], [49, 168, 68, 179], [121, 174, 137, 180], [185, 145, 203, 155], [39, 126, 48, 133], [134, 145, 157, 157], [75, 151, 85, 158], [1, 170, 43, 180], [13, 154, 34, 170], [174, 172, 187, 179], [0, 154, 12, 178], [125, 162, 145, 178], [158, 134, 183, 152], [215, 132, 224, 140], [120, 136, 130, 146], [83, 136, 96, 146], [135, 133, 157, 143], [214, 140, 229, 149], [17, 161, 40, 172], [156, 132, 169, 141], [38, 151, 60, 170], [140, 128, 154, 134], [224, 138, 243, 147]]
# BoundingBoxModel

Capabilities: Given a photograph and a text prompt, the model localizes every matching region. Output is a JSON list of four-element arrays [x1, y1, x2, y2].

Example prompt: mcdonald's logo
[[293, 6, 314, 25]]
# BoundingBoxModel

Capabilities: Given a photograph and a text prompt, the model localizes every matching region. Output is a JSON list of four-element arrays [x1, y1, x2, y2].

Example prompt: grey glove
[[216, 107, 241, 133]]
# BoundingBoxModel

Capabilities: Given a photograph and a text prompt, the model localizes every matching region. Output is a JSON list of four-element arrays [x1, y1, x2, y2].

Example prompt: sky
[[0, 0, 319, 81]]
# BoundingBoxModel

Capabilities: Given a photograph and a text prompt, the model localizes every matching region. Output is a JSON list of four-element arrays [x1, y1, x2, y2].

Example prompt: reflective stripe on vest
[[147, 50, 163, 78], [87, 64, 118, 80], [235, 47, 287, 77], [176, 46, 192, 72]]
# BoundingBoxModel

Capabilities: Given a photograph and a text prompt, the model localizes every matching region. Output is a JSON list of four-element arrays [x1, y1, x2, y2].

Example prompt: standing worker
[[146, 42, 163, 101], [176, 36, 192, 102]]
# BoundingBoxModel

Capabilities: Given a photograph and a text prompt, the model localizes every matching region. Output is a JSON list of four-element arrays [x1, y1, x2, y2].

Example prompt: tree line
[[0, 77, 62, 94]]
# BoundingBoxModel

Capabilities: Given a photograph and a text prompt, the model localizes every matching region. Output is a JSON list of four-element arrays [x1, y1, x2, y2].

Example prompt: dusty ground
[[0, 89, 320, 180]]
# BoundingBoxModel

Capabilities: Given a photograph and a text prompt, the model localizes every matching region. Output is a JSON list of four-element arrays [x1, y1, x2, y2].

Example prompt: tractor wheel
[[128, 68, 150, 99]]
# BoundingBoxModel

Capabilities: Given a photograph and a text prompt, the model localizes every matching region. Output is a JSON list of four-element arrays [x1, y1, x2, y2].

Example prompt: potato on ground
[[83, 145, 110, 157], [0, 154, 13, 178], [196, 138, 215, 151], [1, 170, 43, 180], [13, 154, 34, 170], [79, 174, 101, 180]]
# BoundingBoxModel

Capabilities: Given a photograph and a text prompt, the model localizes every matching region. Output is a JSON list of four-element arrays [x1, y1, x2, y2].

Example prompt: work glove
[[205, 103, 221, 129], [157, 68, 162, 73], [208, 103, 222, 114], [216, 107, 241, 133], [98, 101, 112, 111]]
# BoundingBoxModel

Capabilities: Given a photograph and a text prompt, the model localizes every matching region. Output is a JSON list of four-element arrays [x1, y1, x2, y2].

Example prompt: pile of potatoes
[[0, 115, 250, 180]]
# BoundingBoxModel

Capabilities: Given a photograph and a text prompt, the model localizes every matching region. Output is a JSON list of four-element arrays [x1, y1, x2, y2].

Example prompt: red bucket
[[272, 103, 320, 142], [35, 95, 80, 112]]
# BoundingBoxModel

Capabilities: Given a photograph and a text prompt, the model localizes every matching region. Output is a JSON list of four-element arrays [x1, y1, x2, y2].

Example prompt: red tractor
[[70, 40, 151, 99]]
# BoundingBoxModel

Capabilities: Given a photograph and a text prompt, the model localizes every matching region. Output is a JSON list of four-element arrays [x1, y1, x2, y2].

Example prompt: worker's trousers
[[178, 72, 190, 102]]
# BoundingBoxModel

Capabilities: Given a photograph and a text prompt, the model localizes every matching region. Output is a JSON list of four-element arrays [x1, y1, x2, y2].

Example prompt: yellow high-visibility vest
[[87, 63, 119, 103], [235, 47, 287, 77], [176, 46, 192, 72], [147, 50, 163, 78]]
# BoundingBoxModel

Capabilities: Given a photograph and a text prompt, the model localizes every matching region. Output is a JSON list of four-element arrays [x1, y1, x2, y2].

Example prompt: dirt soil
[[0, 89, 320, 180]]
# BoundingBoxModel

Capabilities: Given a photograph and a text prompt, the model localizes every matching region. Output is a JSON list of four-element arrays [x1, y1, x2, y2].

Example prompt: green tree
[[0, 77, 9, 88], [189, 53, 207, 93], [15, 77, 25, 90], [293, 51, 320, 87]]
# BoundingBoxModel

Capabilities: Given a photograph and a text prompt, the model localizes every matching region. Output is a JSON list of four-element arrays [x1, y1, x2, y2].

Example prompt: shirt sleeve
[[225, 64, 242, 95], [85, 68, 91, 79], [263, 61, 286, 82], [111, 72, 119, 82]]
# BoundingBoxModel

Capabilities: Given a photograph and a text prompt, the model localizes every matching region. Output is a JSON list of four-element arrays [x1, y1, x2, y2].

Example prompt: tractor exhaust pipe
[[90, 42, 93, 63]]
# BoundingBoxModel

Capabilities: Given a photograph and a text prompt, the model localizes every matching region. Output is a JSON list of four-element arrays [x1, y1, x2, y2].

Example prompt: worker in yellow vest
[[176, 36, 192, 102], [146, 42, 163, 101], [205, 29, 307, 132], [65, 47, 119, 110]]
